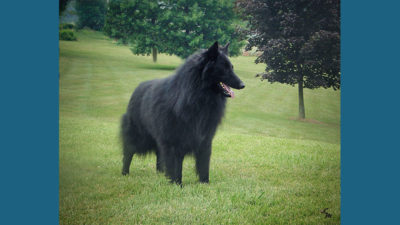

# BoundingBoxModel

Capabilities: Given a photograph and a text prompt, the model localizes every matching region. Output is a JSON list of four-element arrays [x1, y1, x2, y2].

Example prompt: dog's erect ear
[[221, 42, 230, 55], [206, 41, 219, 61]]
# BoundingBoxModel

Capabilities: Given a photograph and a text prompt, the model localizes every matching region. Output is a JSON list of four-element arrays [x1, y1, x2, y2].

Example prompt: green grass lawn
[[60, 29, 340, 224]]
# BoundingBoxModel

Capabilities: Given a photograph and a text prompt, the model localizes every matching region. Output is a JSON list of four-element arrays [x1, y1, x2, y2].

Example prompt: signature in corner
[[321, 208, 332, 218]]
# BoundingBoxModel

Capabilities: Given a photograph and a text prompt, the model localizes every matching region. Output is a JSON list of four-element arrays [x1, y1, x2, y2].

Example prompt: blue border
[[1, 0, 400, 224], [1, 1, 58, 224], [342, 1, 400, 224]]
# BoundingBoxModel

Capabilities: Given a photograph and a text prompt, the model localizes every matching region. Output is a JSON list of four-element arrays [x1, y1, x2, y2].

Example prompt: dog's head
[[202, 41, 245, 98]]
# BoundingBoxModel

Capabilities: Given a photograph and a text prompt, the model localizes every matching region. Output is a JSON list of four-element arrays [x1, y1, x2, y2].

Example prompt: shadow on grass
[[289, 117, 327, 125], [137, 64, 177, 71]]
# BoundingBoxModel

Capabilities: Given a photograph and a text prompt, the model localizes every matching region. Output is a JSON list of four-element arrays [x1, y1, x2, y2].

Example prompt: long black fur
[[121, 42, 245, 184]]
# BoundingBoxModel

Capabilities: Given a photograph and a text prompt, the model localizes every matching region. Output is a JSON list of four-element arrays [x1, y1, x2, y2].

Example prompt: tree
[[237, 0, 340, 119], [76, 0, 107, 31], [104, 0, 169, 62], [164, 0, 245, 59], [59, 0, 70, 15], [104, 0, 245, 62]]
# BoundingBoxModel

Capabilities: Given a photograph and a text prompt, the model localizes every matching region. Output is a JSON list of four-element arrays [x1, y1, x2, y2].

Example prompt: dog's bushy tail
[[120, 113, 135, 155], [121, 113, 135, 175]]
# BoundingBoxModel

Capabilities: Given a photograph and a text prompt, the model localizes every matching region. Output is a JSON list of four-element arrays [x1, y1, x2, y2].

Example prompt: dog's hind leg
[[156, 150, 164, 173]]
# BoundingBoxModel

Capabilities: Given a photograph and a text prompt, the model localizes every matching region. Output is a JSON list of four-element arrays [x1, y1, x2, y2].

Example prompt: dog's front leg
[[164, 149, 184, 185], [195, 144, 211, 183]]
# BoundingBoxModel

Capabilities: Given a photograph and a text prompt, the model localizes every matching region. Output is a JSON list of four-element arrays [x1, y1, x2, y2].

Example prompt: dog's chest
[[186, 99, 225, 140]]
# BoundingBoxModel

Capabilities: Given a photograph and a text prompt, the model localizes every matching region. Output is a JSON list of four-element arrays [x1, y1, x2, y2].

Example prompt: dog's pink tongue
[[230, 89, 235, 98], [222, 83, 235, 98]]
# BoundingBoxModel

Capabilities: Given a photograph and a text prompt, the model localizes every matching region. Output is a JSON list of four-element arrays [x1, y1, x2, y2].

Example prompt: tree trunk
[[152, 47, 157, 63], [298, 76, 305, 119]]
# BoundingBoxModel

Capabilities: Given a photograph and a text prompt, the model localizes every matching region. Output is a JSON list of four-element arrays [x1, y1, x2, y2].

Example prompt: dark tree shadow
[[137, 64, 177, 71]]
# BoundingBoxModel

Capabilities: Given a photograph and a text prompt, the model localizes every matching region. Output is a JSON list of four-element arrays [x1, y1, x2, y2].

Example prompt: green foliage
[[76, 0, 107, 31], [60, 23, 75, 30], [163, 0, 246, 58], [59, 30, 340, 224], [104, 0, 246, 58], [104, 0, 142, 41], [237, 0, 340, 118], [59, 0, 70, 15], [104, 0, 175, 57], [59, 29, 77, 41], [237, 0, 340, 90]]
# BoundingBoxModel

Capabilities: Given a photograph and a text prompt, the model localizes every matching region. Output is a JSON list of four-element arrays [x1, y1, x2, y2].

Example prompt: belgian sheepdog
[[121, 41, 245, 184]]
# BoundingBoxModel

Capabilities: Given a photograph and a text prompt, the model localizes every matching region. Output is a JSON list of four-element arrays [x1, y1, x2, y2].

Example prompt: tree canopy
[[165, 0, 244, 58], [104, 0, 170, 62], [76, 0, 107, 31], [237, 0, 340, 118], [104, 0, 245, 61], [59, 0, 70, 15]]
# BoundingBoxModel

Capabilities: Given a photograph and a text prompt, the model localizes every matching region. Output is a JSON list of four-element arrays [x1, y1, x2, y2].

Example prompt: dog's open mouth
[[219, 82, 235, 98]]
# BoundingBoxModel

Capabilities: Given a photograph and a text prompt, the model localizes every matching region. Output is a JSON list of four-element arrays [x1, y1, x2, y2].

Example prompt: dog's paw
[[121, 171, 129, 176]]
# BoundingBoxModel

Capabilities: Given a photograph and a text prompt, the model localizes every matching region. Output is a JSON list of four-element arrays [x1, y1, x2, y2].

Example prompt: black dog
[[121, 42, 245, 184]]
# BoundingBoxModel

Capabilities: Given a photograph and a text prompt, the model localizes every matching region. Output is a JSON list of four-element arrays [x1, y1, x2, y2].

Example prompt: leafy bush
[[60, 29, 77, 41], [60, 23, 75, 30]]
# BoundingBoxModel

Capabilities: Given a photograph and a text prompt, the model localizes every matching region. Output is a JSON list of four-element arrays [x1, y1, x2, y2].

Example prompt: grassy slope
[[60, 30, 340, 224]]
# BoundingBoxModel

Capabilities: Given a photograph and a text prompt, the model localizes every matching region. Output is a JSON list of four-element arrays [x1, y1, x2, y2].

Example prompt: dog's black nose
[[239, 82, 245, 89]]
